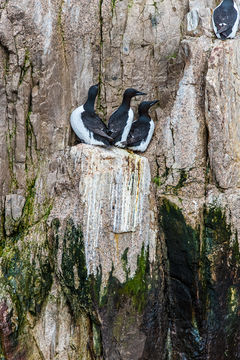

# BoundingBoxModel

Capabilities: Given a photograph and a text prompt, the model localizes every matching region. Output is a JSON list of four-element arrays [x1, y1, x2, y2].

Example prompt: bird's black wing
[[126, 121, 150, 146], [81, 111, 113, 141], [213, 5, 238, 37], [108, 109, 129, 139]]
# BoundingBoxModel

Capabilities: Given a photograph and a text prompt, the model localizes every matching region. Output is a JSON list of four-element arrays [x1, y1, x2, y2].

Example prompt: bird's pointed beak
[[150, 100, 159, 106], [136, 91, 147, 96]]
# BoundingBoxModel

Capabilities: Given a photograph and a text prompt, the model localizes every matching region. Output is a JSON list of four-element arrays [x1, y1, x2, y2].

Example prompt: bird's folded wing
[[108, 129, 123, 139], [81, 112, 112, 140], [127, 123, 149, 145], [92, 128, 114, 141], [108, 110, 130, 139], [126, 136, 143, 145]]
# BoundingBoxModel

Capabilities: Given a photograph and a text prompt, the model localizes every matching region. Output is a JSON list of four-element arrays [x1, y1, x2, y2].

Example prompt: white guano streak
[[75, 146, 151, 276]]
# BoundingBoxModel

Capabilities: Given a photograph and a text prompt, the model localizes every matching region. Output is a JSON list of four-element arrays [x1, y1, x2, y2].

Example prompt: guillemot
[[108, 88, 146, 147], [70, 84, 114, 146], [212, 0, 239, 39], [123, 100, 158, 152]]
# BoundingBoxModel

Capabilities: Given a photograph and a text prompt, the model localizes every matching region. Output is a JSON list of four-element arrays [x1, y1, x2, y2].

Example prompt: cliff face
[[0, 0, 240, 359]]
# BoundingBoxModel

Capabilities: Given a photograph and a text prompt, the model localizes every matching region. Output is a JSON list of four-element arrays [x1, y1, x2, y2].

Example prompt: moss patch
[[1, 227, 53, 323], [96, 245, 162, 359], [160, 198, 199, 287], [121, 247, 130, 280], [51, 218, 103, 357], [3, 178, 52, 239], [111, 0, 117, 16], [119, 246, 150, 312], [160, 200, 240, 358], [159, 198, 203, 359], [200, 206, 240, 359], [166, 169, 188, 194], [0, 342, 5, 360], [19, 50, 31, 85], [100, 245, 150, 313], [128, 0, 134, 9], [60, 218, 91, 314], [55, 229, 151, 316], [153, 176, 163, 187], [0, 177, 53, 356], [6, 127, 18, 191], [153, 169, 188, 195]]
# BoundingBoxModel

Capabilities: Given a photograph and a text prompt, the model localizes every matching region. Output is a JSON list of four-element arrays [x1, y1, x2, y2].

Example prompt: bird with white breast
[[212, 0, 239, 39], [70, 84, 114, 147]]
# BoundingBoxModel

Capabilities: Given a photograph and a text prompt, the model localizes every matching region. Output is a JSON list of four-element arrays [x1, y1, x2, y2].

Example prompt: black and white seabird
[[70, 84, 113, 146], [108, 88, 146, 147], [123, 100, 158, 152], [212, 0, 239, 39]]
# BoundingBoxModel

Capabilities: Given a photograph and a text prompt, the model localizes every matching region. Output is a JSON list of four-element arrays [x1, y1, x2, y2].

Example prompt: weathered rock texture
[[0, 0, 240, 359], [44, 144, 156, 285]]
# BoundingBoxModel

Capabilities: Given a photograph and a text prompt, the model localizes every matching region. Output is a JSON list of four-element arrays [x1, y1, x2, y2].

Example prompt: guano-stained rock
[[46, 144, 156, 286]]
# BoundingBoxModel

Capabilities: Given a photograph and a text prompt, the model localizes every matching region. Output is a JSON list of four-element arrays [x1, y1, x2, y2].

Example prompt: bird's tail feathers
[[93, 129, 114, 142]]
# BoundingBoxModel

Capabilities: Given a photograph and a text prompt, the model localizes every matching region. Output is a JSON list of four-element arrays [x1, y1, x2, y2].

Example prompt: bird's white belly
[[229, 3, 239, 38], [70, 105, 106, 146], [70, 105, 89, 143], [129, 120, 155, 152], [115, 108, 134, 147]]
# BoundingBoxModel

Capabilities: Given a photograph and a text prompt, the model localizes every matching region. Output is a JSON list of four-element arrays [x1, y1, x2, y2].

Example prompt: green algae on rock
[[50, 213, 163, 359], [59, 218, 91, 315], [201, 206, 240, 360], [97, 242, 167, 359], [160, 198, 240, 360], [159, 198, 203, 360], [50, 217, 103, 358], [100, 245, 150, 313], [0, 224, 53, 358], [0, 174, 54, 358]]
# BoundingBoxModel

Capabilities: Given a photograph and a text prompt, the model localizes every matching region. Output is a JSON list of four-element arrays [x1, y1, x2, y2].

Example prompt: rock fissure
[[57, 0, 68, 68]]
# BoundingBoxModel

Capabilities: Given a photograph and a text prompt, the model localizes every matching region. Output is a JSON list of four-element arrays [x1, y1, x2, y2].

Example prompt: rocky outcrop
[[0, 0, 240, 359], [42, 144, 156, 285], [0, 144, 164, 359]]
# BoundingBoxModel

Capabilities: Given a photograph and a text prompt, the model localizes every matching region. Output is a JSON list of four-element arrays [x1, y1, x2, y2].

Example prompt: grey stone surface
[[0, 0, 240, 358], [4, 194, 25, 235], [206, 40, 240, 189]]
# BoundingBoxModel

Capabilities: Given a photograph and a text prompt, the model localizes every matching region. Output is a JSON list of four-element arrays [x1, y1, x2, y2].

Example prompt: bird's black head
[[88, 83, 99, 100], [222, 0, 234, 8], [138, 100, 159, 115], [84, 84, 99, 112], [123, 88, 147, 99]]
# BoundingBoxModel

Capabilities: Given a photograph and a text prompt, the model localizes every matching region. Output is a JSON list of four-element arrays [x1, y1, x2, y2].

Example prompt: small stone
[[187, 9, 199, 33]]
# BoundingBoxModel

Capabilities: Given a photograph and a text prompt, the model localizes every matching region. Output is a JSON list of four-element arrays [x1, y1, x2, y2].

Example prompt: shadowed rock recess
[[0, 0, 240, 359]]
